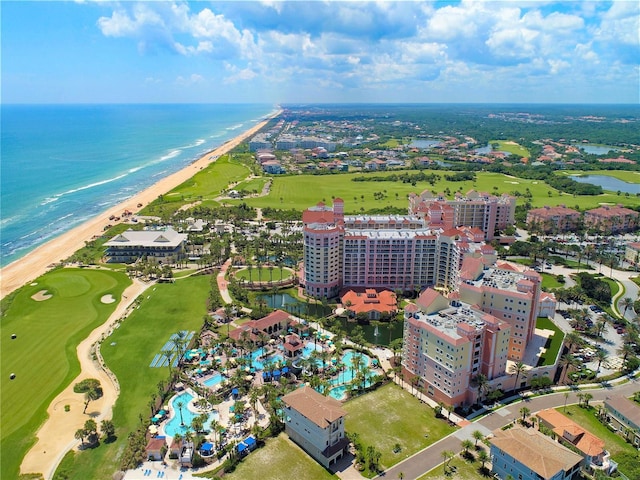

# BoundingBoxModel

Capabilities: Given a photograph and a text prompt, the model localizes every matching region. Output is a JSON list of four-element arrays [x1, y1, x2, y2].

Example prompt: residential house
[[490, 425, 582, 480], [282, 386, 349, 468], [536, 409, 613, 473], [603, 395, 640, 446]]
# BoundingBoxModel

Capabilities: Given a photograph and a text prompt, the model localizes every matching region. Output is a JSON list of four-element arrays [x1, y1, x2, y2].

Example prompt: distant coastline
[[0, 110, 280, 298]]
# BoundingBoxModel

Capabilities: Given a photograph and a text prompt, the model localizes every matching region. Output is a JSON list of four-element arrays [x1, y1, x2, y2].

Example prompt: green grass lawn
[[228, 170, 640, 213], [490, 139, 530, 157], [0, 268, 130, 480], [235, 177, 268, 194], [204, 434, 336, 480], [142, 155, 252, 217], [233, 267, 293, 282], [54, 275, 212, 480], [344, 383, 456, 472], [541, 273, 563, 290], [418, 451, 489, 480], [536, 317, 565, 367]]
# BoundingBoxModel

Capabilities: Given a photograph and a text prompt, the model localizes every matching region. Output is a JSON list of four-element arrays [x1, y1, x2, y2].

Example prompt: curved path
[[21, 279, 150, 480], [379, 377, 640, 480]]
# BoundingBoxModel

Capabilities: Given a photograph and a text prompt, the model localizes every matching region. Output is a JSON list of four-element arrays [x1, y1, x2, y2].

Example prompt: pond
[[474, 144, 511, 156], [336, 317, 404, 346], [575, 144, 620, 155], [410, 139, 441, 149], [569, 175, 640, 194], [256, 292, 333, 317]]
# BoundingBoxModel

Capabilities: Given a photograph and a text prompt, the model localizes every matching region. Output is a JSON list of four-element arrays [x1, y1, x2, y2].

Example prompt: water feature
[[569, 175, 640, 194], [575, 144, 620, 155], [410, 139, 441, 149], [202, 373, 224, 388], [257, 292, 333, 317], [474, 144, 511, 156], [337, 318, 404, 346], [164, 391, 218, 437], [328, 350, 377, 400]]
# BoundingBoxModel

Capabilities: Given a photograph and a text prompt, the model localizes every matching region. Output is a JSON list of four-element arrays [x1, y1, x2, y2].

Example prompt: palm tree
[[583, 392, 593, 407], [100, 419, 115, 440], [477, 449, 490, 470], [564, 332, 583, 352], [595, 349, 608, 372], [472, 430, 484, 448], [519, 406, 531, 423], [563, 392, 570, 412], [618, 343, 635, 370], [622, 297, 634, 316], [441, 450, 454, 474], [83, 387, 100, 414], [509, 361, 527, 391], [75, 428, 86, 446], [177, 401, 185, 426], [472, 374, 490, 405], [559, 354, 579, 384], [461, 439, 473, 456]]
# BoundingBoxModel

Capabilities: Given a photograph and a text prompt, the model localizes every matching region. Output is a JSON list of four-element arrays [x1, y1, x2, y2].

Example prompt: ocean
[[0, 103, 277, 267]]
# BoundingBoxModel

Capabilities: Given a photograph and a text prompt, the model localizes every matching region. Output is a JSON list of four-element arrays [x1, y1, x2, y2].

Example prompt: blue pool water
[[328, 351, 376, 400], [164, 391, 218, 437], [202, 373, 224, 388]]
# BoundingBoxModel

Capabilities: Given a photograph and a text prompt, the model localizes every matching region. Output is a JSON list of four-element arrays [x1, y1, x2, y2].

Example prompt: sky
[[2, 1, 639, 104]]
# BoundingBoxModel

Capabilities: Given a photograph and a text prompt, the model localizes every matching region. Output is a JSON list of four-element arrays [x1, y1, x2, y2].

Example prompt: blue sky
[[2, 1, 639, 104]]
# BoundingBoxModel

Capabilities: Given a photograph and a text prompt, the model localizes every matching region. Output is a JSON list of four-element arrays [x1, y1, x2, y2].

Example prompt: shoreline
[[0, 112, 279, 298]]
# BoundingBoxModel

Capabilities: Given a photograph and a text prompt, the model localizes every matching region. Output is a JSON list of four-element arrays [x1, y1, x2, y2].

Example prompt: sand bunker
[[101, 294, 116, 304], [32, 290, 52, 301], [30, 282, 38, 286]]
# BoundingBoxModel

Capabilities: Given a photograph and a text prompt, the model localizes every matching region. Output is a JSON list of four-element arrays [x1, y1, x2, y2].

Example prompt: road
[[379, 378, 640, 480]]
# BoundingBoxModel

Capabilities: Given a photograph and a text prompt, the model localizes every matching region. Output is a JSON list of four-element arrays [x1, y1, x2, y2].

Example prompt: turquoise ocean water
[[0, 104, 276, 267]]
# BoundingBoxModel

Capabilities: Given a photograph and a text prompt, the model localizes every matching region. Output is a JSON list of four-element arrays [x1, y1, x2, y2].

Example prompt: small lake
[[575, 144, 620, 155], [569, 175, 640, 194], [474, 145, 511, 156], [410, 139, 441, 149], [257, 293, 332, 317]]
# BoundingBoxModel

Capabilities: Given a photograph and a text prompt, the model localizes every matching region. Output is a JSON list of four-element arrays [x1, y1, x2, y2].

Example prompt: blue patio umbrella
[[232, 387, 239, 395]]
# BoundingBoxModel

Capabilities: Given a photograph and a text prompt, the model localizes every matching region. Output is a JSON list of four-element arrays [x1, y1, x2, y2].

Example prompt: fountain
[[374, 325, 379, 337]]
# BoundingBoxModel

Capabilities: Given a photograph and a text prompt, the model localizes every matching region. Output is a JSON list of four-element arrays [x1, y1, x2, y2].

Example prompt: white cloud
[[175, 73, 205, 86]]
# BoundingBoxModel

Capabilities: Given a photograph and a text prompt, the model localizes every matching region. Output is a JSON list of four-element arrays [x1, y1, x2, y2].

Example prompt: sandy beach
[[1, 113, 277, 299]]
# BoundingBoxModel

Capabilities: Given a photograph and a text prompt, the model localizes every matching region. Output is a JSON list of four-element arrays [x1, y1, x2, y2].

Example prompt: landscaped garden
[[0, 268, 130, 480], [344, 382, 456, 476], [536, 317, 565, 367]]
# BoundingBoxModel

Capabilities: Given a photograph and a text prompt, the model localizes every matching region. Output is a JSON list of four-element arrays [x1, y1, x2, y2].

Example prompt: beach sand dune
[[1, 114, 277, 299]]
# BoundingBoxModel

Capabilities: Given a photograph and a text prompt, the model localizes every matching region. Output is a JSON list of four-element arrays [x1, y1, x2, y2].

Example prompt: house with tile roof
[[282, 386, 349, 468], [340, 288, 397, 320], [536, 409, 613, 473], [490, 425, 582, 480]]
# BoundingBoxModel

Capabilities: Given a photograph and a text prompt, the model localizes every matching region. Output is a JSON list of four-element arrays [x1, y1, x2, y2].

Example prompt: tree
[[582, 392, 593, 408], [75, 428, 86, 446], [477, 449, 490, 470], [472, 430, 484, 448], [520, 406, 531, 423], [472, 374, 490, 404], [622, 297, 634, 315], [461, 439, 473, 456], [83, 387, 100, 414], [595, 349, 609, 372], [563, 392, 570, 412], [559, 354, 580, 383], [177, 401, 185, 426], [441, 450, 454, 474], [509, 361, 527, 391], [100, 419, 115, 441]]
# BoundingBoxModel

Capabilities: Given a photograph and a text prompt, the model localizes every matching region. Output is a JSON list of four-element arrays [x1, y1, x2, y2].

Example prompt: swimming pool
[[246, 348, 285, 371], [328, 350, 376, 400], [202, 373, 223, 388], [164, 391, 218, 437]]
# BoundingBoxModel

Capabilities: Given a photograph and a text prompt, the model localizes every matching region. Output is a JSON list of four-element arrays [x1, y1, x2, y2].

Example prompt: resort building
[[583, 204, 640, 234], [526, 205, 581, 233], [408, 190, 516, 240], [624, 242, 640, 266], [402, 288, 511, 406], [490, 425, 583, 480], [603, 395, 640, 446], [145, 436, 166, 461], [340, 288, 398, 320], [302, 199, 497, 298], [104, 227, 188, 264], [228, 309, 291, 343], [536, 409, 614, 473], [282, 386, 349, 468], [459, 261, 541, 361]]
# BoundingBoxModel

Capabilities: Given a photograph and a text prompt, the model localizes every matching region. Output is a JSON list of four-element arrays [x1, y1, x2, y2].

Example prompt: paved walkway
[[217, 258, 233, 304]]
